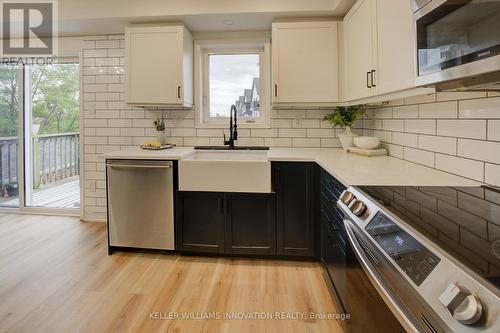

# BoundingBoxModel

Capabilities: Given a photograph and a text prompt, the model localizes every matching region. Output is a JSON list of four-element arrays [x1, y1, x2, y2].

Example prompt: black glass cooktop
[[359, 186, 500, 292]]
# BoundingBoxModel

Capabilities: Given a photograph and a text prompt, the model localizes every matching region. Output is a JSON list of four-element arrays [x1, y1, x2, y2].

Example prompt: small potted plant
[[154, 112, 168, 144], [323, 105, 365, 150], [5, 183, 18, 197]]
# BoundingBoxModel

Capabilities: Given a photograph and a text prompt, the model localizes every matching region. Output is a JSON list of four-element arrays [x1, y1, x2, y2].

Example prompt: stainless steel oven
[[412, 0, 500, 89], [338, 186, 500, 333]]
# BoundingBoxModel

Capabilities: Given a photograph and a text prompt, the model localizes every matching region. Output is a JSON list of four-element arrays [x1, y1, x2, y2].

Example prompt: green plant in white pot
[[154, 112, 168, 144], [323, 105, 365, 150]]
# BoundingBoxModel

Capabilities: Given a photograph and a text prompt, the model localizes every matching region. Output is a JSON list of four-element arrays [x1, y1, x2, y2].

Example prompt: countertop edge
[[100, 147, 482, 188]]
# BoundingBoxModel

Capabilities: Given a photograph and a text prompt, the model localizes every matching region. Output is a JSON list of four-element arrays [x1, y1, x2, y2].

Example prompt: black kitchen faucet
[[223, 104, 238, 149]]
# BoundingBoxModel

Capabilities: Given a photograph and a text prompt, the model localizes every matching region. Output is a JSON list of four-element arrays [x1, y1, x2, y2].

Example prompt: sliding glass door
[[0, 62, 80, 211], [25, 63, 80, 209]]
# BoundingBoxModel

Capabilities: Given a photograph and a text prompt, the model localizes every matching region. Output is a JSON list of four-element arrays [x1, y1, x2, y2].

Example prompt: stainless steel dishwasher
[[106, 159, 175, 252]]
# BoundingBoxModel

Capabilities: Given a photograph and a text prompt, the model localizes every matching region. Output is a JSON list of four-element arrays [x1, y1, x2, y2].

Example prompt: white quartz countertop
[[101, 147, 480, 187]]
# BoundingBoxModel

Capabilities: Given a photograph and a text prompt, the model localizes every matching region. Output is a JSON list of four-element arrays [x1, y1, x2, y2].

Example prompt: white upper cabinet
[[125, 26, 193, 106], [343, 0, 415, 101], [374, 0, 415, 95], [343, 0, 376, 101], [272, 22, 339, 104]]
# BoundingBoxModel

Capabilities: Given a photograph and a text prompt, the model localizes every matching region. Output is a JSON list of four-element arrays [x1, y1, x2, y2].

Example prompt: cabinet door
[[176, 192, 225, 253], [126, 26, 183, 104], [273, 162, 317, 257], [375, 0, 415, 94], [344, 0, 376, 100], [272, 22, 339, 103], [225, 193, 276, 256]]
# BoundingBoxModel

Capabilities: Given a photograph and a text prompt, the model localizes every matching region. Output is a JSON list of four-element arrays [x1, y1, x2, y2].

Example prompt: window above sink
[[194, 37, 271, 129]]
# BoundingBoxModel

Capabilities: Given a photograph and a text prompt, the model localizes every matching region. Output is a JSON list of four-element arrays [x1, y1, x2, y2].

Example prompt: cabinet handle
[[366, 72, 372, 88], [178, 86, 181, 99], [274, 84, 278, 97], [371, 70, 376, 87]]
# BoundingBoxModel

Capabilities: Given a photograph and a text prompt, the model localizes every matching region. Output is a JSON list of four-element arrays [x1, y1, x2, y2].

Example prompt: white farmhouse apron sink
[[178, 151, 271, 193]]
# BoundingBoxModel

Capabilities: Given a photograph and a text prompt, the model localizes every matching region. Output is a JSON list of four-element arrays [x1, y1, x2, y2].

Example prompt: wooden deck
[[1, 177, 80, 208]]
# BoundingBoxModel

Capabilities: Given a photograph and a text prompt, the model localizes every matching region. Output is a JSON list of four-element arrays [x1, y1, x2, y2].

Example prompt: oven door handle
[[344, 219, 379, 267]]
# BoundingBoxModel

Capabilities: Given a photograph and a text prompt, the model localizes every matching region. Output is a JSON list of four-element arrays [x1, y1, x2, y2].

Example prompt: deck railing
[[0, 132, 80, 193]]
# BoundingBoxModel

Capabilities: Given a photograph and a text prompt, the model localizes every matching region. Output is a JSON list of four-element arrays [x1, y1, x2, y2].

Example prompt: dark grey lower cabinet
[[272, 162, 317, 258], [226, 193, 276, 256], [176, 192, 225, 253], [176, 192, 276, 256]]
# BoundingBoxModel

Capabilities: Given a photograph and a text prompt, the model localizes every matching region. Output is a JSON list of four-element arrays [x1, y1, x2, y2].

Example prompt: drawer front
[[321, 170, 346, 199]]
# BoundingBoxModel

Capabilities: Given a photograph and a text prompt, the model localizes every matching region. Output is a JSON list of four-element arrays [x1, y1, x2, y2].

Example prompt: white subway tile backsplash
[[392, 132, 418, 147], [485, 163, 500, 186], [184, 137, 210, 146], [418, 135, 457, 155], [382, 119, 404, 132], [276, 110, 305, 119], [436, 120, 486, 140], [279, 128, 306, 138], [373, 130, 392, 143], [488, 120, 500, 141], [306, 129, 335, 138], [458, 139, 500, 164], [250, 129, 278, 137], [403, 147, 434, 167], [270, 119, 292, 128], [264, 137, 292, 147], [373, 107, 393, 118], [459, 97, 500, 118], [120, 128, 145, 137], [393, 105, 418, 119], [435, 154, 484, 181], [305, 110, 331, 119], [419, 101, 457, 119], [95, 39, 120, 49], [321, 138, 342, 148], [171, 128, 197, 137], [292, 119, 320, 128], [404, 120, 436, 135], [292, 138, 320, 147], [383, 143, 403, 158]]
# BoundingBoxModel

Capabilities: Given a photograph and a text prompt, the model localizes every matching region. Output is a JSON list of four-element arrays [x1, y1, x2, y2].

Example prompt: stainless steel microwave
[[412, 0, 500, 90]]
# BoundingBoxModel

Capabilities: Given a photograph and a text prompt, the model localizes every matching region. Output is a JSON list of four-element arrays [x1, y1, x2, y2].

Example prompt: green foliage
[[323, 105, 365, 129], [0, 65, 19, 136], [32, 64, 79, 135], [154, 112, 167, 131], [0, 63, 79, 137]]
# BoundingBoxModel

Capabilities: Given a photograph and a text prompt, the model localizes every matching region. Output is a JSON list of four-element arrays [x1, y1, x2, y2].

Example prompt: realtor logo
[[1, 0, 57, 56]]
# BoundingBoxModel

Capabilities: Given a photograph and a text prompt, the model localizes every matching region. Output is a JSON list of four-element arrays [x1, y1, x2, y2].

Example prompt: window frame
[[194, 38, 271, 129]]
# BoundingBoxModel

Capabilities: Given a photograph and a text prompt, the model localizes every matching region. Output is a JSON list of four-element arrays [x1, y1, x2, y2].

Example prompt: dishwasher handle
[[106, 163, 172, 169]]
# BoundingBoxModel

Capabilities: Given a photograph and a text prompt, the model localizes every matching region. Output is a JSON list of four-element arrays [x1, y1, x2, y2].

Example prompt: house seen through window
[[207, 53, 260, 121]]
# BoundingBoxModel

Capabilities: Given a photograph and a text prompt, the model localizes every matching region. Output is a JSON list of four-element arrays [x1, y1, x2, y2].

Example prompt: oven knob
[[340, 191, 355, 205], [350, 200, 368, 217], [438, 283, 483, 325]]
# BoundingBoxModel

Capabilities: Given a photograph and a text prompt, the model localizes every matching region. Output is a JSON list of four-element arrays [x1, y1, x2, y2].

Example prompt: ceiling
[[9, 0, 357, 37]]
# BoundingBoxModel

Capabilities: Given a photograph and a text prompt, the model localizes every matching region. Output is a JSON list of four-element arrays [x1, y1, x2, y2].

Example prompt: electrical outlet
[[294, 118, 301, 127]]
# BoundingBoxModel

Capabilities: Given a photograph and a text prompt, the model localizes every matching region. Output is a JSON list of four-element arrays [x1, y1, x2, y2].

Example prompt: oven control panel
[[365, 211, 441, 286]]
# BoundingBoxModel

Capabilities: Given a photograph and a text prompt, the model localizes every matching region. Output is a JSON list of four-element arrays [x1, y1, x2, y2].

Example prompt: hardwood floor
[[0, 213, 344, 333]]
